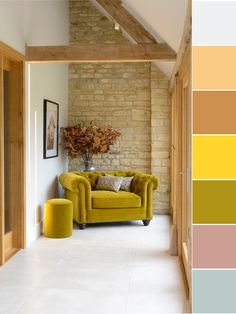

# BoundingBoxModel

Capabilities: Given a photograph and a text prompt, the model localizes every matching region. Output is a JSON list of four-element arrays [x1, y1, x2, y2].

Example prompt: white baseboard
[[26, 221, 43, 247]]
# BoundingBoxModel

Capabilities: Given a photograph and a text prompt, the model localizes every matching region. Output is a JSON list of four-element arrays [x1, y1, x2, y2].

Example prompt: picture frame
[[43, 99, 59, 159]]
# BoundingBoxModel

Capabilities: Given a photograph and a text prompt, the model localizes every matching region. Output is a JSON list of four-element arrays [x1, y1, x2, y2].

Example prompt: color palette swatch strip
[[192, 1, 236, 312]]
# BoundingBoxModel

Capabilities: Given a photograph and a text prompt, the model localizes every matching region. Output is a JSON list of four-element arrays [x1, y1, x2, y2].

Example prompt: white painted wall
[[0, 0, 68, 54], [25, 0, 69, 245], [26, 64, 68, 245], [0, 0, 69, 245], [0, 1, 26, 53], [24, 0, 69, 46]]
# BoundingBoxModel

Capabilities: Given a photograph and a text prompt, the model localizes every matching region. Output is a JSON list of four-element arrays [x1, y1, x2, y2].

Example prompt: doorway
[[0, 42, 25, 265]]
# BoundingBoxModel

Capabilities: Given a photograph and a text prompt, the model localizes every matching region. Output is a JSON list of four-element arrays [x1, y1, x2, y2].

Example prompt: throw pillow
[[106, 174, 133, 192], [120, 176, 134, 192], [95, 175, 122, 192]]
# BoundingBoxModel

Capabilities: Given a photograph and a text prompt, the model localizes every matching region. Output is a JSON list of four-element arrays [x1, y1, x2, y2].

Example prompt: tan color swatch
[[193, 46, 236, 89], [193, 91, 236, 134]]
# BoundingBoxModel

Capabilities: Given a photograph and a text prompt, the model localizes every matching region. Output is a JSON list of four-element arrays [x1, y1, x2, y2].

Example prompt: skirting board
[[169, 224, 178, 256], [26, 222, 43, 247]]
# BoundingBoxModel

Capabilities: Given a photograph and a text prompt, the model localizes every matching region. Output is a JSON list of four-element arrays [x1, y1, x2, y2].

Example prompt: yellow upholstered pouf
[[44, 198, 73, 238]]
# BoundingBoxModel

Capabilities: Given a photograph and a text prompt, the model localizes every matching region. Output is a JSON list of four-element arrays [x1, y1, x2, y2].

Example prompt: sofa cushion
[[95, 175, 122, 192], [120, 176, 134, 192], [105, 174, 133, 192], [91, 190, 141, 209]]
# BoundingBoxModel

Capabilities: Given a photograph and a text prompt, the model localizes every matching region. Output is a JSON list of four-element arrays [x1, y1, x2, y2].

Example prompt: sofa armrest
[[132, 173, 158, 211], [59, 172, 92, 216], [59, 172, 91, 193], [132, 173, 158, 194]]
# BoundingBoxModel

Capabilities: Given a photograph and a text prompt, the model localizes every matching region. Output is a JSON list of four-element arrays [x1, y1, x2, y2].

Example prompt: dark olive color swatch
[[193, 180, 236, 224]]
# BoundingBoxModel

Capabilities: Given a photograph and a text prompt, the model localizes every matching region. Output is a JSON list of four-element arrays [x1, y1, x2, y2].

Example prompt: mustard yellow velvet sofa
[[59, 171, 158, 229]]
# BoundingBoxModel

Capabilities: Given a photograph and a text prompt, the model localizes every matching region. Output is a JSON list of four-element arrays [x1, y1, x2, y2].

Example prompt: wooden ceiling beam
[[95, 0, 157, 44], [26, 44, 176, 63]]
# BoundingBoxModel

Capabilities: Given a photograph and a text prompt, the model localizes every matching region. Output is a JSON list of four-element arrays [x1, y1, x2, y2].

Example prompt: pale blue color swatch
[[193, 270, 236, 313]]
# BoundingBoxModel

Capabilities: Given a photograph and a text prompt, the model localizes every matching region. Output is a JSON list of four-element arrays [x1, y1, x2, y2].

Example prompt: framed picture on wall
[[43, 99, 59, 159]]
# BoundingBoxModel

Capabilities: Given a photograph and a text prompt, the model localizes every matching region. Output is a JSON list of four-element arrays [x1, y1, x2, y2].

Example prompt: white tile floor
[[0, 215, 187, 314]]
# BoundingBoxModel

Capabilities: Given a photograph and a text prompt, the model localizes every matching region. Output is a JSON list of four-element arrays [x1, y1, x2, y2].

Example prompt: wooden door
[[0, 42, 25, 265]]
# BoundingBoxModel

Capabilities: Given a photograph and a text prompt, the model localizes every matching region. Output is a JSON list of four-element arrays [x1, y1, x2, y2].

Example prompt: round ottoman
[[44, 198, 73, 238]]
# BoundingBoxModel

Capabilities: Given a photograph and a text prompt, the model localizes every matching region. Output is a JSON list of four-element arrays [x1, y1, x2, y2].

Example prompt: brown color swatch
[[193, 91, 236, 134]]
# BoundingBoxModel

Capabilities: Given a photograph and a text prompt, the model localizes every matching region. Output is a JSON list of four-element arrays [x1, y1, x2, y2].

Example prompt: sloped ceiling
[[122, 0, 188, 77]]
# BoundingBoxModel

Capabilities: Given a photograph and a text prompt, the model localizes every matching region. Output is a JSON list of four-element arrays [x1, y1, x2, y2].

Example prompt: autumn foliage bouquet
[[61, 122, 121, 171]]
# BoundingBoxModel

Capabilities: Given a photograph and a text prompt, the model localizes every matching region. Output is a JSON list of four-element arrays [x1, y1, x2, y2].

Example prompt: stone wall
[[151, 64, 171, 214], [69, 62, 151, 174], [68, 0, 170, 213], [69, 0, 128, 45]]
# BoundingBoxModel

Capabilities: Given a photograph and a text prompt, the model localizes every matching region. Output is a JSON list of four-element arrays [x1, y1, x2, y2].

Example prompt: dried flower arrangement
[[61, 122, 121, 171]]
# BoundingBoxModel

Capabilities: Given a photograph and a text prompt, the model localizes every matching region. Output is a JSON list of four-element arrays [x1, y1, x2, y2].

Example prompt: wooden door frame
[[176, 46, 191, 293], [0, 41, 25, 265]]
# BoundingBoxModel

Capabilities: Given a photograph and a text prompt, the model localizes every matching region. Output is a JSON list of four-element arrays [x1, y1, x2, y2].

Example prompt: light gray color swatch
[[193, 1, 236, 45]]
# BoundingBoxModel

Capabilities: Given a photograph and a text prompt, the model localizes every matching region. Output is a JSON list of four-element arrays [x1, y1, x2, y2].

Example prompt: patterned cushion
[[106, 174, 133, 192], [120, 176, 134, 192], [95, 175, 122, 192]]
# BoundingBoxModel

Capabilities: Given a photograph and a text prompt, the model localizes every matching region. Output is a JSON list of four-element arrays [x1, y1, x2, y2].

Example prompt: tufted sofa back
[[72, 171, 158, 191]]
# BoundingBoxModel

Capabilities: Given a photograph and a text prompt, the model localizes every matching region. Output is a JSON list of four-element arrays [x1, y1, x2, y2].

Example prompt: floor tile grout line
[[124, 225, 142, 314], [0, 216, 186, 313], [14, 286, 38, 314], [24, 257, 63, 294]]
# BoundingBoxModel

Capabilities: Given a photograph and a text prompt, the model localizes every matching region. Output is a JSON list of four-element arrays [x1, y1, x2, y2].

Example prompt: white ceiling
[[123, 0, 188, 51], [91, 0, 189, 78], [122, 0, 189, 77]]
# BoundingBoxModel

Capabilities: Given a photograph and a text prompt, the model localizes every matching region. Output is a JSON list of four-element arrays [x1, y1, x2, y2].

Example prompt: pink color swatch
[[193, 225, 236, 268]]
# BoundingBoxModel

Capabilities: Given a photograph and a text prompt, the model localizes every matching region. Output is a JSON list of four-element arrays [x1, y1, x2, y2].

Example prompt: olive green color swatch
[[193, 180, 236, 224]]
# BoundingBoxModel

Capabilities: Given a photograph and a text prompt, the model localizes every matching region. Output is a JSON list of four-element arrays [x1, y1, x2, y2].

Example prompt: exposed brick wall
[[68, 0, 171, 214]]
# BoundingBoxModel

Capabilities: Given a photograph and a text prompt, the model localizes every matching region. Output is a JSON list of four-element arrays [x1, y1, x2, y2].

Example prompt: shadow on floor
[[73, 220, 144, 230]]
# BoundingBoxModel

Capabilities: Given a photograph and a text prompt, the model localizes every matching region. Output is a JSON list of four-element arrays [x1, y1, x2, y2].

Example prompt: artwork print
[[43, 99, 59, 159]]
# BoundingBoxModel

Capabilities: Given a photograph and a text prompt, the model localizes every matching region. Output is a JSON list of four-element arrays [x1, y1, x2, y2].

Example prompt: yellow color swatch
[[193, 46, 236, 89], [193, 136, 236, 179]]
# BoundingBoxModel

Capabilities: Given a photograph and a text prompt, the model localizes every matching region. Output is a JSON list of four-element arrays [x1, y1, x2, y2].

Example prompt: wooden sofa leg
[[79, 223, 86, 230], [142, 220, 150, 226]]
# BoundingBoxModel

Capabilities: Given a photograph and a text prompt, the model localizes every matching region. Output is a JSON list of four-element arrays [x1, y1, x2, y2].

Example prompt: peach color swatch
[[193, 46, 236, 89]]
